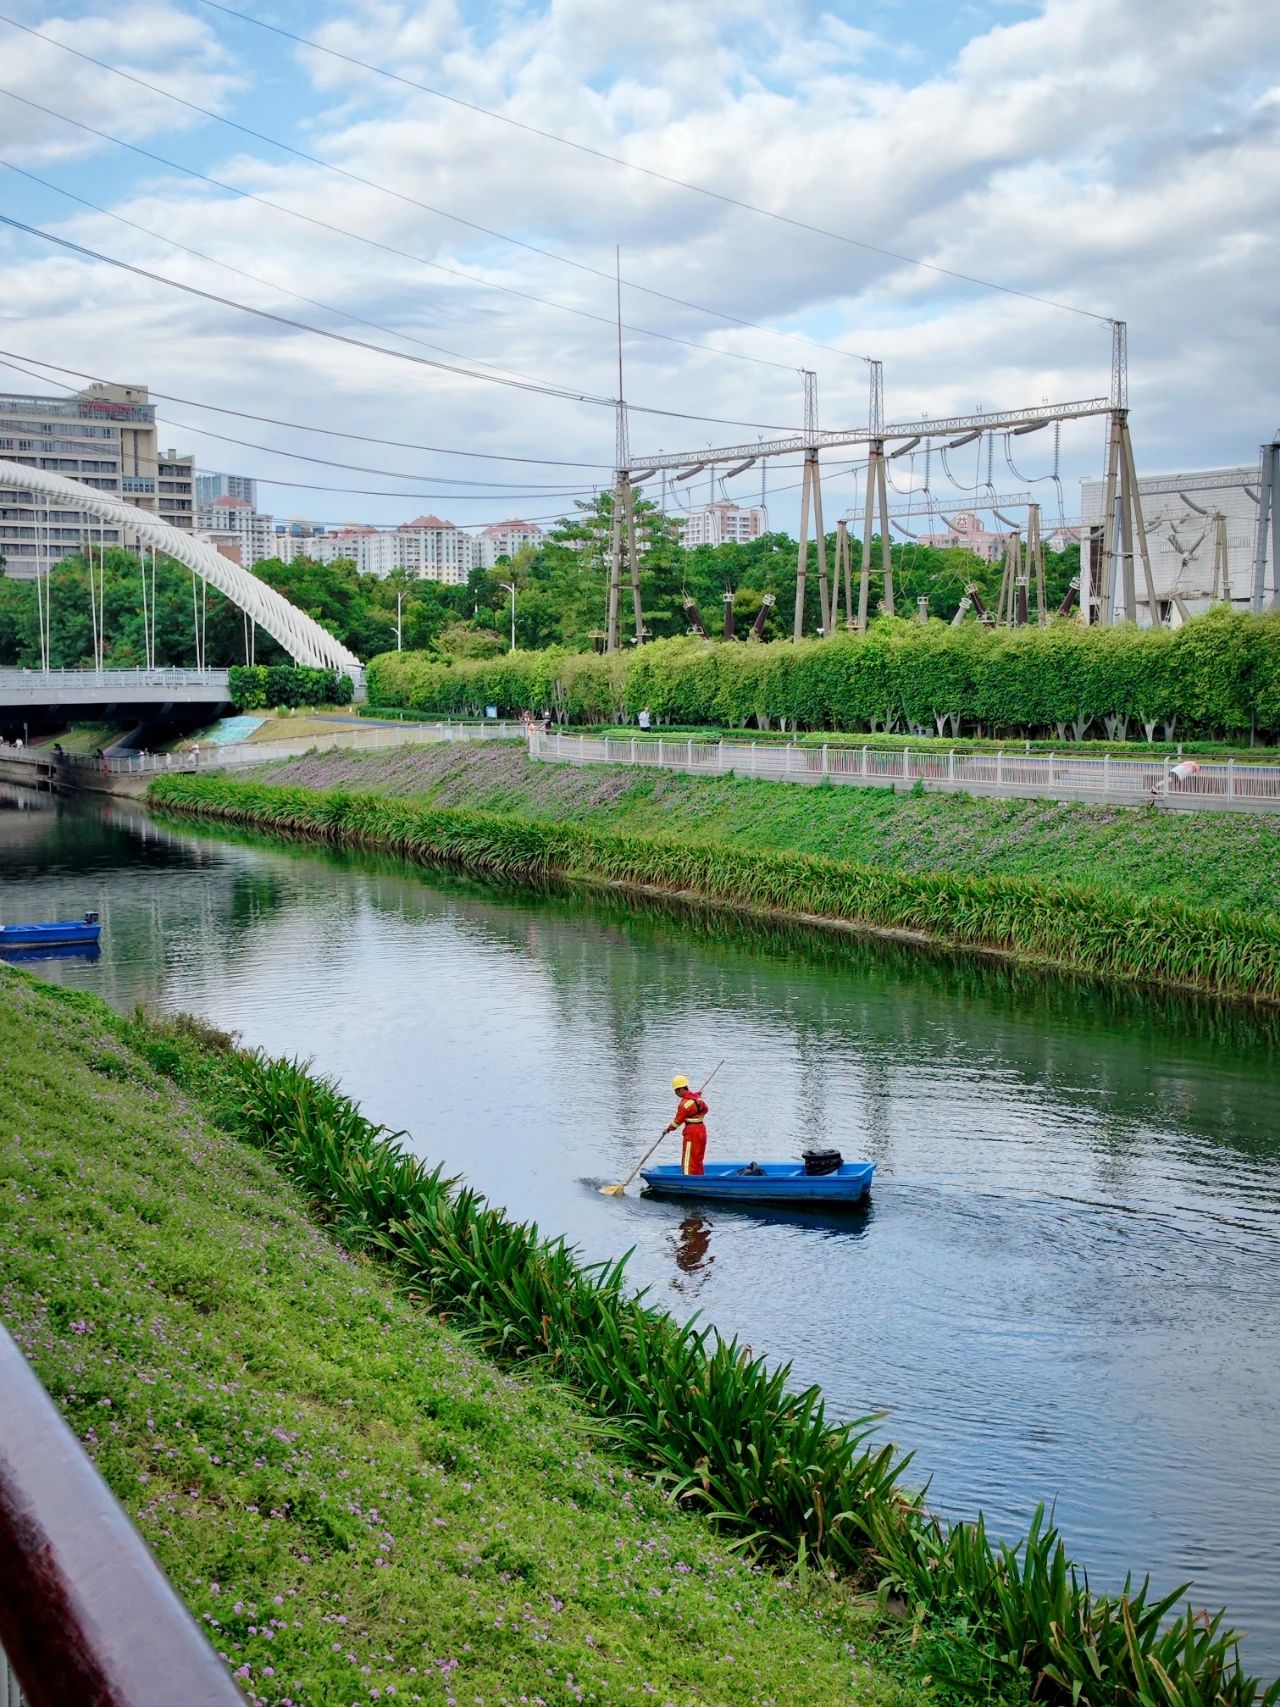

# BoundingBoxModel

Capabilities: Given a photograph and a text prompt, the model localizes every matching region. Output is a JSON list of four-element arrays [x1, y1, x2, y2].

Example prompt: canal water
[[4, 785, 1278, 1674]]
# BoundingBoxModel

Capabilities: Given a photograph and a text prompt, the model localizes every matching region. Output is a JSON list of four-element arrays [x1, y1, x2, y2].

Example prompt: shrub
[[228, 664, 350, 710], [365, 611, 1280, 742]]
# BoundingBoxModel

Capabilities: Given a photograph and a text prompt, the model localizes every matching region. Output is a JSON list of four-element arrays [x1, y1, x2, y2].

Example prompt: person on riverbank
[[638, 706, 651, 732], [1152, 758, 1200, 798], [665, 1075, 709, 1176]]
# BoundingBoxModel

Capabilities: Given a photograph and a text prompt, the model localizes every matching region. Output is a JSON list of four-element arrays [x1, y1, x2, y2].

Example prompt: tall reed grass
[[149, 774, 1280, 1002], [133, 1014, 1278, 1707]]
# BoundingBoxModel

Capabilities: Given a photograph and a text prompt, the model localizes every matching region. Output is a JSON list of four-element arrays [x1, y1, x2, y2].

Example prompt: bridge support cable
[[0, 461, 362, 677]]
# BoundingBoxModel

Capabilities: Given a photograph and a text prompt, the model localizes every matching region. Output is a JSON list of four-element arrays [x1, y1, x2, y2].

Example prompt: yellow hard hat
[[671, 1074, 690, 1091]]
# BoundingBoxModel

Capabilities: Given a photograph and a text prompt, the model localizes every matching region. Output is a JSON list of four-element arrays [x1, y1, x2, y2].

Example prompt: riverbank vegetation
[[0, 966, 920, 1707], [236, 741, 1280, 918], [150, 772, 1280, 1003], [5, 963, 1273, 1706], [0, 502, 1042, 668], [368, 611, 1280, 744]]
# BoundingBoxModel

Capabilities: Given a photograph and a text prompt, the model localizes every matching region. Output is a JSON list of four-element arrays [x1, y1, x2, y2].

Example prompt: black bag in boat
[[801, 1148, 843, 1176]]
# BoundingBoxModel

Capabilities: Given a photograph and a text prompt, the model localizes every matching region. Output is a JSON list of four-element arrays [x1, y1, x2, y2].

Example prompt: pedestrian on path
[[1152, 759, 1200, 798]]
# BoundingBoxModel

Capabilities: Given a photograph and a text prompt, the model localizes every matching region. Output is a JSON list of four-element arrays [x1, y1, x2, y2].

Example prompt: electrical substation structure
[[603, 323, 1277, 648]]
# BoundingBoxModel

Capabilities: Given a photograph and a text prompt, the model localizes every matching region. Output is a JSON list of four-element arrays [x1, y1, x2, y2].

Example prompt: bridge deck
[[0, 668, 231, 707]]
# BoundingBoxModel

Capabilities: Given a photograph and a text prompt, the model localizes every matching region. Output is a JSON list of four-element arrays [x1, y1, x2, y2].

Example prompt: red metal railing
[[0, 1323, 244, 1707]]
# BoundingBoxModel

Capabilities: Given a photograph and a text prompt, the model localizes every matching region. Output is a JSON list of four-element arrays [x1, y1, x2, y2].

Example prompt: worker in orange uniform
[[665, 1074, 709, 1176]]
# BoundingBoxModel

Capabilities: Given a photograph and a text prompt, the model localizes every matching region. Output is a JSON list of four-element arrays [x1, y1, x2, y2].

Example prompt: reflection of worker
[[674, 1214, 713, 1274], [665, 1074, 709, 1176]]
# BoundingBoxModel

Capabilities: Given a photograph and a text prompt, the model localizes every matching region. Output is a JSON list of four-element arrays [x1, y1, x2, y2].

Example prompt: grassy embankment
[[148, 768, 1280, 1000], [5, 965, 1274, 1707], [0, 967, 917, 1707], [235, 741, 1280, 919]]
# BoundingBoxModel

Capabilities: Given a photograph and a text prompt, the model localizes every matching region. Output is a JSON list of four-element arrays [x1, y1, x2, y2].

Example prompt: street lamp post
[[499, 582, 517, 652]]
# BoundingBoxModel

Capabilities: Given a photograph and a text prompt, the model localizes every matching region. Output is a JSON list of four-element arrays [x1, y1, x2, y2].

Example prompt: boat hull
[[0, 921, 102, 952], [640, 1160, 874, 1206]]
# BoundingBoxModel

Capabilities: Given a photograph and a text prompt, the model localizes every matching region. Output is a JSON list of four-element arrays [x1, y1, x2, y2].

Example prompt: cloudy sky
[[0, 0, 1277, 534]]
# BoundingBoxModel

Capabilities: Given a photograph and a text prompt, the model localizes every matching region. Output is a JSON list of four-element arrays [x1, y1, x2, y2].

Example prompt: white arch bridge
[[0, 461, 363, 703]]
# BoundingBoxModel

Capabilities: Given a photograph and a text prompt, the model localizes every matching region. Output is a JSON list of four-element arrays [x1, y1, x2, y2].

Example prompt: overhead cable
[[0, 159, 579, 394], [0, 348, 614, 468], [0, 20, 877, 362], [0, 89, 797, 375], [155, 415, 590, 489], [195, 0, 1113, 324], [0, 217, 803, 432]]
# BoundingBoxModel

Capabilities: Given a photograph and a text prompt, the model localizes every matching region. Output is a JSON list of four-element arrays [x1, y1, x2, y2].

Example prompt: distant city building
[[915, 510, 1010, 564], [477, 519, 544, 569], [195, 471, 258, 509], [675, 502, 766, 550], [1079, 463, 1262, 623], [195, 496, 278, 568], [0, 383, 195, 578], [297, 516, 476, 583], [270, 518, 327, 563]]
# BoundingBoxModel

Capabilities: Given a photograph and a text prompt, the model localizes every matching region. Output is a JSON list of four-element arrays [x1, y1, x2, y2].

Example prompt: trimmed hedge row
[[228, 664, 353, 709], [148, 774, 1280, 1005], [366, 610, 1280, 741], [129, 965, 1279, 1707]]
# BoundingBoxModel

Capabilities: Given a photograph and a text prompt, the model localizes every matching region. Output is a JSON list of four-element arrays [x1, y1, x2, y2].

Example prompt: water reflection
[[3, 785, 1279, 1675], [670, 1214, 714, 1294]]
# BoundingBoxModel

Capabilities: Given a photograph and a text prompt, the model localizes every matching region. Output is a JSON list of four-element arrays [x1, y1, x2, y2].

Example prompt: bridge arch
[[0, 460, 363, 678]]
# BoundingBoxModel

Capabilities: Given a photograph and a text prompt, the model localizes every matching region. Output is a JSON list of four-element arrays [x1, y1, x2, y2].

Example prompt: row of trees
[[0, 495, 1077, 669], [367, 610, 1280, 742]]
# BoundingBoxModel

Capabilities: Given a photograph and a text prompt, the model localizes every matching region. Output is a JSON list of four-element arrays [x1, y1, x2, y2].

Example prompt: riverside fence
[[528, 730, 1280, 813], [0, 718, 521, 782]]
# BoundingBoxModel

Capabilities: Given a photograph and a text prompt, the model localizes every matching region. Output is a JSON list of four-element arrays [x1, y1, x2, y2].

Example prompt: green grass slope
[[248, 742, 1280, 919], [0, 968, 921, 1707]]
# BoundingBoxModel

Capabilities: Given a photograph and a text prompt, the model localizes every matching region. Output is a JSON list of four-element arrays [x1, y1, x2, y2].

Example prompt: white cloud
[[0, 0, 1276, 528]]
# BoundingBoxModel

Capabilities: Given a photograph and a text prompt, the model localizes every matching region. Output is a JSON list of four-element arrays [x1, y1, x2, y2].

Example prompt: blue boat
[[0, 912, 101, 953], [641, 1159, 874, 1207]]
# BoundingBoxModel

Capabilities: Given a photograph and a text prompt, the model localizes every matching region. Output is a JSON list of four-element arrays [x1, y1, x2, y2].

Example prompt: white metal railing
[[0, 667, 230, 689], [0, 718, 521, 777], [528, 730, 1280, 812]]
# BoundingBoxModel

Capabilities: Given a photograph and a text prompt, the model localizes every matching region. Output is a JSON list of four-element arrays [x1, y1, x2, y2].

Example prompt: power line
[[0, 99, 800, 379], [0, 347, 614, 468], [0, 17, 877, 361], [0, 159, 578, 395], [155, 414, 589, 490], [197, 0, 1112, 325], [0, 216, 803, 431]]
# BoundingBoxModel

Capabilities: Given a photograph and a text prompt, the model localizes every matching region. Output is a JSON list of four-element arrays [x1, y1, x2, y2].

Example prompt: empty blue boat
[[0, 912, 101, 953], [641, 1159, 874, 1207]]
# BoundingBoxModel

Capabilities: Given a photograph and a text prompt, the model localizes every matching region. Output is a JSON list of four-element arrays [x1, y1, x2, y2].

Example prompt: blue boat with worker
[[641, 1155, 875, 1207], [601, 1066, 874, 1207], [0, 911, 101, 953]]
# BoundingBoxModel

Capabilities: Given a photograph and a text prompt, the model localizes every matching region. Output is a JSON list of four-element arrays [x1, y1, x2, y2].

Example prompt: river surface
[[4, 785, 1279, 1675]]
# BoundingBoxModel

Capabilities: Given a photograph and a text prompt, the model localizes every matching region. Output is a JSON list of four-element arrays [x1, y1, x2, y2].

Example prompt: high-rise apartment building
[[0, 383, 195, 578], [195, 472, 258, 509], [195, 496, 278, 568], [674, 502, 766, 550], [299, 516, 477, 583], [477, 519, 544, 568]]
